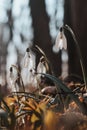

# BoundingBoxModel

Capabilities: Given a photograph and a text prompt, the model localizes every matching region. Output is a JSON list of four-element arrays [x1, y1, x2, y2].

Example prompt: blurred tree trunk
[[64, 0, 87, 77], [29, 0, 61, 76], [0, 25, 8, 81]]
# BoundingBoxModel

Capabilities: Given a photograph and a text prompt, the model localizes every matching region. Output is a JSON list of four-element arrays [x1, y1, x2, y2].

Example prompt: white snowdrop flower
[[9, 67, 17, 81], [36, 56, 47, 84], [37, 57, 47, 74], [37, 62, 46, 74], [9, 66, 18, 92], [28, 54, 35, 71], [29, 69, 36, 83], [28, 69, 37, 85], [28, 69, 38, 91], [21, 48, 36, 88], [53, 27, 67, 53], [23, 48, 36, 71], [31, 75, 38, 88], [23, 48, 31, 68], [23, 53, 30, 68]]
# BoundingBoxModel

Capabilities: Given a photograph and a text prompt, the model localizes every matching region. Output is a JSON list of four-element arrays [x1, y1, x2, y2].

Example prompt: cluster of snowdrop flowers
[[53, 27, 67, 53], [9, 26, 67, 93], [9, 47, 42, 93], [22, 47, 37, 89], [22, 47, 48, 91]]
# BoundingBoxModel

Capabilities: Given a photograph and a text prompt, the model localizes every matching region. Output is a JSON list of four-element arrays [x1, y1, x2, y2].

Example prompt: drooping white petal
[[58, 38, 64, 50], [22, 50, 36, 71], [62, 33, 67, 50], [28, 69, 38, 88], [9, 67, 18, 83], [37, 62, 46, 74], [52, 32, 60, 53], [9, 67, 17, 91], [36, 61, 47, 83], [55, 32, 61, 47], [28, 69, 34, 83], [28, 51, 36, 71], [23, 52, 30, 68]]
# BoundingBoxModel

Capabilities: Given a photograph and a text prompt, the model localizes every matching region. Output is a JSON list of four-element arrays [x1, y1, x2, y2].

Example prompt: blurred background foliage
[[0, 0, 87, 87]]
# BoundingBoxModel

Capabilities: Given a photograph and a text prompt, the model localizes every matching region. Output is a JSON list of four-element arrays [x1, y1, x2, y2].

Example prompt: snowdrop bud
[[53, 27, 67, 53]]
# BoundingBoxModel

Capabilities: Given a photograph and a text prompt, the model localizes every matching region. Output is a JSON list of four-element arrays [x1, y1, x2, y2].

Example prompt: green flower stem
[[63, 25, 87, 92]]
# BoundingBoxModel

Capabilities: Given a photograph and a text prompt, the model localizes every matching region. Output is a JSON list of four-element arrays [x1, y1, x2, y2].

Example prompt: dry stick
[[63, 25, 87, 92]]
